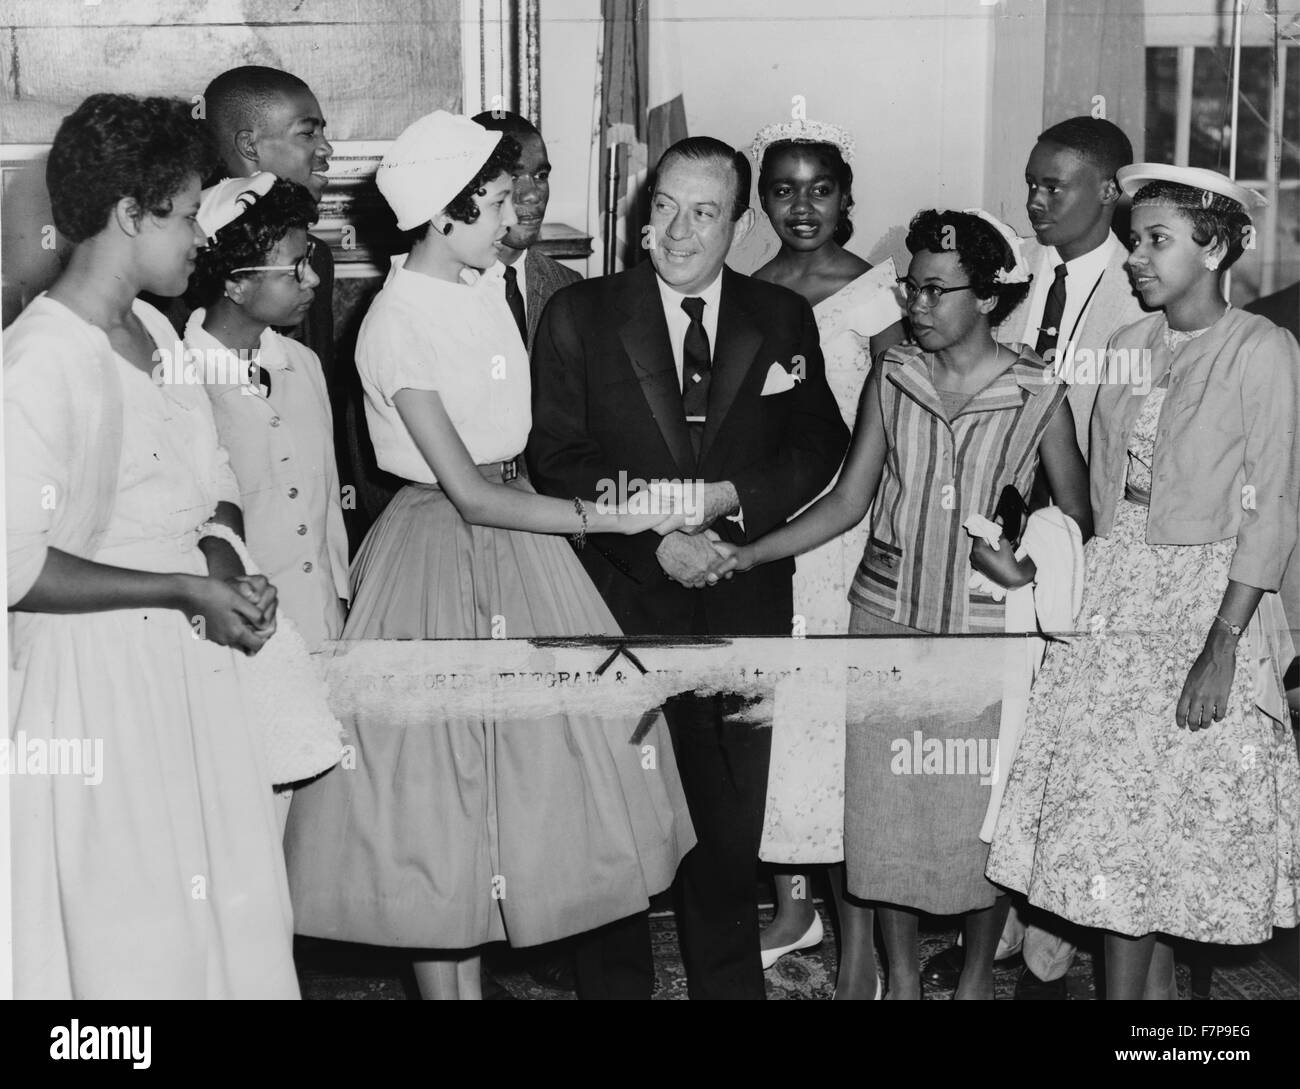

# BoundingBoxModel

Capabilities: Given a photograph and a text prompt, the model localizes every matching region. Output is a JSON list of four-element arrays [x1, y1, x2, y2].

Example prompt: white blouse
[[355, 257, 532, 484]]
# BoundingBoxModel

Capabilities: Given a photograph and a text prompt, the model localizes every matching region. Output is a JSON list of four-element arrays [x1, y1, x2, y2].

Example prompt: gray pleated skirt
[[284, 475, 695, 948]]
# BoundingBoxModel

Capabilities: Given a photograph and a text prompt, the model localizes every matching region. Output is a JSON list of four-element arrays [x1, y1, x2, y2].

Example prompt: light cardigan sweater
[[6, 295, 240, 607], [1089, 307, 1300, 594]]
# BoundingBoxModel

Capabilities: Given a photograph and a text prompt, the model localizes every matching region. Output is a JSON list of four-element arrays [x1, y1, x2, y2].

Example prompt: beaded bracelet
[[198, 520, 259, 574], [570, 497, 588, 550]]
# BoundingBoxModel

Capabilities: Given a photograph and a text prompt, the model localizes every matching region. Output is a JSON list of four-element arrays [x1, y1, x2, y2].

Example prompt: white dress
[[762, 260, 904, 863], [7, 300, 299, 997]]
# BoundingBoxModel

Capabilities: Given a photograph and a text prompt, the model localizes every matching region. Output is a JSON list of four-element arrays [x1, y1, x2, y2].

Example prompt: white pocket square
[[760, 362, 801, 396]]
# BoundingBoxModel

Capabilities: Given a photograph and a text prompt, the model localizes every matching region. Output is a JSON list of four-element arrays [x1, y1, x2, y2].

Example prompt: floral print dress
[[987, 367, 1300, 943]]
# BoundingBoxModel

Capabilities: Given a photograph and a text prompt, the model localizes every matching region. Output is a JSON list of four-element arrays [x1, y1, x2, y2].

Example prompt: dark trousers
[[574, 692, 772, 1000]]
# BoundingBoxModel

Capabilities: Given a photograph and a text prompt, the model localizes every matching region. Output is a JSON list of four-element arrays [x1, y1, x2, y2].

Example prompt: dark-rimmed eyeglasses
[[895, 277, 975, 308], [231, 239, 316, 284]]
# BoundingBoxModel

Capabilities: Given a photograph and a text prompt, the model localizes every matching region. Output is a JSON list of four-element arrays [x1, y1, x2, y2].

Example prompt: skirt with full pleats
[[284, 478, 695, 948]]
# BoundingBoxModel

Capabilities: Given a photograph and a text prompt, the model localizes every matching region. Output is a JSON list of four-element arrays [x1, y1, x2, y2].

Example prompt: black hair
[[905, 209, 1031, 327], [46, 94, 217, 244], [204, 66, 313, 174], [757, 139, 856, 246], [1036, 117, 1134, 180], [189, 178, 318, 305], [655, 136, 751, 221], [1131, 180, 1253, 271], [470, 110, 541, 140]]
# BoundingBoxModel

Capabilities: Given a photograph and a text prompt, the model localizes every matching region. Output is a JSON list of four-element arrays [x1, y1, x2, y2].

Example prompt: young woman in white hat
[[988, 164, 1300, 999], [283, 112, 696, 999]]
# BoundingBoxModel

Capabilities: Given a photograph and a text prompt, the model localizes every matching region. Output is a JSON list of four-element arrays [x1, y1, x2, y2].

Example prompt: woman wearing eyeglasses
[[185, 175, 349, 657], [713, 209, 1092, 998]]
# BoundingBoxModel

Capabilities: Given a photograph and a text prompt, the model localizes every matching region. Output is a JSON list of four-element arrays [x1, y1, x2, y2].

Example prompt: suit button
[[297, 524, 308, 535], [288, 487, 299, 499], [270, 416, 281, 428], [302, 561, 313, 573]]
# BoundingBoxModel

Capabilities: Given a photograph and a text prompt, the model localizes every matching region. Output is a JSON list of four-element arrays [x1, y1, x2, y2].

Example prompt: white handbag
[[199, 522, 344, 786]]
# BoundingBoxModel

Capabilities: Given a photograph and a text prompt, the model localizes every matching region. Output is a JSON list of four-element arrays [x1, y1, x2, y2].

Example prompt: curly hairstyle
[[46, 94, 217, 244], [904, 209, 1031, 327], [189, 178, 318, 305], [757, 140, 856, 246], [1131, 180, 1253, 271], [442, 134, 521, 229]]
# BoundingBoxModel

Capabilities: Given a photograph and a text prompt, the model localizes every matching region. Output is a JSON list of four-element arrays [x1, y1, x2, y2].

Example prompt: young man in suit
[[927, 115, 1146, 1000], [471, 111, 582, 351], [1000, 116, 1145, 459], [527, 136, 850, 999]]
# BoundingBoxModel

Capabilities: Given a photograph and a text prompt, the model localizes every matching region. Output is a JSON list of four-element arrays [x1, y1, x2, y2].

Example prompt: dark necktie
[[680, 296, 711, 458], [503, 264, 528, 345], [1029, 263, 1068, 513], [1035, 262, 1068, 362]]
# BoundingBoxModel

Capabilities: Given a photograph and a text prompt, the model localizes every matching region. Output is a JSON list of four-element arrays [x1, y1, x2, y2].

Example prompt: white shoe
[[760, 912, 824, 970]]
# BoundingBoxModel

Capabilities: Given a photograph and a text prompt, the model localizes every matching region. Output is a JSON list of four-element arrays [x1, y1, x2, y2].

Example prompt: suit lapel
[[700, 268, 762, 462], [524, 248, 546, 348], [1078, 246, 1141, 348], [617, 264, 695, 475]]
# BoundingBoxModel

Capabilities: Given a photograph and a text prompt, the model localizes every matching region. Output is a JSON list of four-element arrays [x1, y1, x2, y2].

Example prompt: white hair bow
[[962, 208, 1031, 284], [196, 172, 278, 240]]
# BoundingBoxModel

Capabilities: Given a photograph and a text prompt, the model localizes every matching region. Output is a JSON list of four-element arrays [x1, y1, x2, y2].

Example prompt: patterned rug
[[297, 903, 1298, 1000]]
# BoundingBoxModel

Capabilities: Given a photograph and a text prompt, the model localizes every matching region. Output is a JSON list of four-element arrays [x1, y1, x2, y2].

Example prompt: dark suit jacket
[[527, 261, 850, 637], [524, 247, 582, 351]]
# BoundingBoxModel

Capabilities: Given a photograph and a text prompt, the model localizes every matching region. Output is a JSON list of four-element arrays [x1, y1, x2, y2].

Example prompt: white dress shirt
[[656, 269, 723, 391], [187, 311, 350, 649], [1022, 233, 1123, 368]]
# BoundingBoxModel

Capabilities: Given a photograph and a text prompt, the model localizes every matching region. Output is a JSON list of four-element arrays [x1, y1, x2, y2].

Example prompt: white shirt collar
[[496, 252, 528, 296], [655, 267, 724, 316], [184, 307, 292, 372], [1041, 232, 1122, 284]]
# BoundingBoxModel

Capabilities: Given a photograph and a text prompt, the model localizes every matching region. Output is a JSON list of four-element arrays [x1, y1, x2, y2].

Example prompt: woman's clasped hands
[[177, 573, 278, 656]]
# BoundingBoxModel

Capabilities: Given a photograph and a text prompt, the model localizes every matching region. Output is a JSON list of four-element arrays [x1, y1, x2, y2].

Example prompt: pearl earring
[[1204, 256, 1221, 271]]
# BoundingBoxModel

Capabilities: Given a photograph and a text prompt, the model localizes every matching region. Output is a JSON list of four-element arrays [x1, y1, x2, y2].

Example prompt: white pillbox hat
[[376, 111, 504, 231]]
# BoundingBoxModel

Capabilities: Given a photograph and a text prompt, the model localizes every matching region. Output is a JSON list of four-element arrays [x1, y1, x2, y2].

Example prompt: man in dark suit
[[527, 136, 850, 999], [471, 111, 582, 351]]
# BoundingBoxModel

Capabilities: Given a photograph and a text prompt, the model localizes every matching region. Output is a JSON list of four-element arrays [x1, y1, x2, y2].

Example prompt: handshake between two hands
[[613, 480, 746, 590]]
